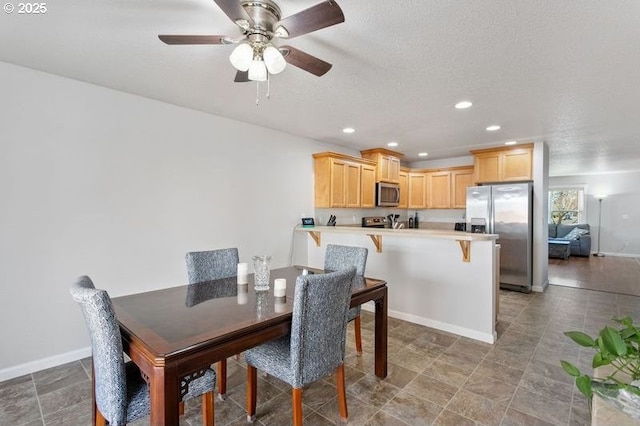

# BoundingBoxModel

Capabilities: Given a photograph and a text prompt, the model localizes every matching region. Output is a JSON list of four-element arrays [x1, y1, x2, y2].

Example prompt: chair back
[[324, 244, 368, 275], [290, 267, 356, 388], [185, 248, 239, 284], [70, 276, 127, 425]]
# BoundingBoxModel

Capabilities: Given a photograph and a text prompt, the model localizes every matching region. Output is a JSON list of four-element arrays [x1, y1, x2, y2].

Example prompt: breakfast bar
[[295, 225, 500, 343]]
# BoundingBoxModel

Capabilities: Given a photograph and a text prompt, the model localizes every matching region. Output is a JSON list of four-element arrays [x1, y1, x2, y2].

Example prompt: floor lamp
[[593, 195, 606, 257]]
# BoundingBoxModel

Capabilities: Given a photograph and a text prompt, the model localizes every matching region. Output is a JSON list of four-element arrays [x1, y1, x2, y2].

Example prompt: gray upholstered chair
[[70, 275, 215, 426], [186, 247, 239, 399], [324, 244, 368, 356], [245, 267, 356, 426]]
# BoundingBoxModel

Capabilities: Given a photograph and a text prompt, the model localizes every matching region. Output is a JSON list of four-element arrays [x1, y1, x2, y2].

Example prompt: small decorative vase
[[592, 380, 640, 421], [251, 255, 271, 292]]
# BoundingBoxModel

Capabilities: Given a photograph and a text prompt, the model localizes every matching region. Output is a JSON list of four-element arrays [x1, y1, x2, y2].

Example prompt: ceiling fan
[[158, 0, 345, 83]]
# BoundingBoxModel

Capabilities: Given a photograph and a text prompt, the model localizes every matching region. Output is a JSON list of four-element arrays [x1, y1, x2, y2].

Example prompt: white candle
[[237, 262, 248, 284], [237, 285, 248, 305], [274, 278, 286, 297]]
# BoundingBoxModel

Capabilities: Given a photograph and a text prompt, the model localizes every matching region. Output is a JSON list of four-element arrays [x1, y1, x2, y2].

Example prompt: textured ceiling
[[1, 1, 639, 176]]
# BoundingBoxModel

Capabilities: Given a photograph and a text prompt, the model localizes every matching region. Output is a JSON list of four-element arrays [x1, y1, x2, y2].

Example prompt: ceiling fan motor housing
[[241, 0, 281, 37]]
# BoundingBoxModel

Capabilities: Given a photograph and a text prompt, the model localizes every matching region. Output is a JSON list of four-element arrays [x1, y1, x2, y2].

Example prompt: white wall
[[549, 171, 640, 256], [0, 62, 340, 378]]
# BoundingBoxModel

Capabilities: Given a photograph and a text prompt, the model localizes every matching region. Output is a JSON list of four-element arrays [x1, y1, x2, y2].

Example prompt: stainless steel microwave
[[376, 182, 400, 207]]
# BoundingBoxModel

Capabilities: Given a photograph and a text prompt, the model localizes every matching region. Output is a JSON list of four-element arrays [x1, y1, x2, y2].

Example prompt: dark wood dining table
[[111, 265, 388, 425]]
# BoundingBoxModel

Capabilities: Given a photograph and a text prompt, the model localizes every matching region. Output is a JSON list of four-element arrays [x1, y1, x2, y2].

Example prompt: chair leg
[[336, 364, 348, 423], [292, 388, 303, 426], [95, 409, 107, 426], [354, 315, 363, 356], [246, 365, 257, 423], [202, 391, 214, 426], [179, 401, 184, 415], [217, 359, 227, 400]]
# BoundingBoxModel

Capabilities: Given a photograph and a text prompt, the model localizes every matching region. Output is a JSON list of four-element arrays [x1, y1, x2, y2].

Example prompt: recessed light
[[342, 127, 355, 134], [387, 142, 398, 147], [455, 101, 473, 109], [486, 125, 501, 131], [418, 152, 428, 157], [505, 141, 517, 146]]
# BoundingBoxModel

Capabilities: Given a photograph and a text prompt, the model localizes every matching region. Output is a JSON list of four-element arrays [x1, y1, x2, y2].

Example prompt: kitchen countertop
[[296, 225, 498, 241]]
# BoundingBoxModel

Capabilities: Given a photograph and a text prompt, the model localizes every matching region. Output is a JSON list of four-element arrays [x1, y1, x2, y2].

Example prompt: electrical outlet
[[622, 214, 629, 220]]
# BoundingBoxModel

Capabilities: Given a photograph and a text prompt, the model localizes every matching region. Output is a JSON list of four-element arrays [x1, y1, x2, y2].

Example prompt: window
[[548, 186, 585, 224]]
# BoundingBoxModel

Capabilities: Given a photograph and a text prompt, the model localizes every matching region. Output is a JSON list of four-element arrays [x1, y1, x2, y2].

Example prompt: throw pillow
[[562, 227, 590, 240]]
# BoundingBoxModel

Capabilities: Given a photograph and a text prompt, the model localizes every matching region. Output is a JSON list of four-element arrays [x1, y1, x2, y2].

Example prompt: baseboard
[[362, 304, 495, 344], [0, 346, 91, 382], [594, 251, 640, 258], [532, 279, 549, 293]]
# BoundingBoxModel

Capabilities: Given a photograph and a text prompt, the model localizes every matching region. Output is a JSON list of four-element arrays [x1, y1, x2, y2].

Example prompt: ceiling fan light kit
[[158, 0, 345, 100]]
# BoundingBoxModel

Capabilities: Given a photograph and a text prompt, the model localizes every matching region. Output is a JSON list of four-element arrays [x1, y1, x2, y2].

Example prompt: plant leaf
[[593, 352, 611, 368], [561, 360, 581, 377], [600, 326, 628, 356], [576, 375, 592, 398], [564, 331, 596, 347]]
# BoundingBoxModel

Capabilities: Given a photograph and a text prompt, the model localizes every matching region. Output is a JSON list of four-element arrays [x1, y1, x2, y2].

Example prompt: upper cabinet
[[313, 152, 376, 208], [427, 171, 451, 209], [425, 166, 474, 209], [397, 168, 409, 209], [360, 148, 403, 184], [408, 171, 427, 209], [451, 167, 474, 208], [471, 144, 533, 184]]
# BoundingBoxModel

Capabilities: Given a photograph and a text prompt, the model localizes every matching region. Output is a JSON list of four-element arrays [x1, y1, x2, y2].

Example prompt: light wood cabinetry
[[313, 152, 376, 208], [408, 172, 427, 209], [451, 167, 474, 208], [360, 148, 403, 184], [427, 171, 451, 209], [398, 168, 409, 209], [471, 144, 533, 184], [360, 164, 377, 208]]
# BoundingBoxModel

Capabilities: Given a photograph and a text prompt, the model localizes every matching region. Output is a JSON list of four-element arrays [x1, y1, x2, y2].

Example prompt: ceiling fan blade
[[158, 35, 239, 45], [213, 0, 254, 28], [275, 1, 344, 39], [234, 70, 249, 82], [280, 45, 332, 76]]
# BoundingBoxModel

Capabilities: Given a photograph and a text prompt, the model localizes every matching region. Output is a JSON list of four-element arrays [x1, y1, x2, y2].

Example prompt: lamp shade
[[263, 45, 286, 75], [229, 43, 253, 71], [248, 59, 267, 81]]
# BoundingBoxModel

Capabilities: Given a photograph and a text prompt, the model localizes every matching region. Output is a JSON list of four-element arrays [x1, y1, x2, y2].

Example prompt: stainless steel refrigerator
[[466, 182, 533, 292]]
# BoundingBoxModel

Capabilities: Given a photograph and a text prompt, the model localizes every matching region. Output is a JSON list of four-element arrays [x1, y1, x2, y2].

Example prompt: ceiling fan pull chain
[[266, 74, 271, 99]]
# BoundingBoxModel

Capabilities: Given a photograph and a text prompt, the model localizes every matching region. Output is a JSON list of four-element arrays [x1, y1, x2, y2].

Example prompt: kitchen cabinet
[[360, 148, 403, 184], [408, 172, 427, 209], [471, 144, 533, 184], [427, 171, 451, 209], [360, 164, 377, 208], [398, 168, 409, 209], [451, 167, 474, 208], [313, 152, 375, 208]]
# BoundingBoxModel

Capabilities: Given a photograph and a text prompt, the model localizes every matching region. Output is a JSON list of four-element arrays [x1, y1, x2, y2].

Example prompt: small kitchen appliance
[[361, 216, 387, 228]]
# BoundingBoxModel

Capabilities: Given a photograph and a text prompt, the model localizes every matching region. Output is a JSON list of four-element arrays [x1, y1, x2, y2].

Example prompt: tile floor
[[2, 258, 639, 425]]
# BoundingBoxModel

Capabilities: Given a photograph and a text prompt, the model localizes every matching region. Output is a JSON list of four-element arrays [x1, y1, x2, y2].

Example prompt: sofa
[[548, 223, 592, 257]]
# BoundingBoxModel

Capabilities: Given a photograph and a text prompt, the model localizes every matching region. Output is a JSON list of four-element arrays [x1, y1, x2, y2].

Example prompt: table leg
[[149, 366, 179, 425], [374, 286, 388, 378]]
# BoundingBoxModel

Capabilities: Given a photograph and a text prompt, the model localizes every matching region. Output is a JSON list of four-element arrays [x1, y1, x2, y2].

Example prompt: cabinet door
[[378, 155, 391, 182], [474, 153, 501, 183], [330, 160, 347, 207], [360, 164, 376, 208], [389, 157, 401, 183], [502, 149, 532, 181], [428, 172, 451, 208], [408, 172, 427, 209], [451, 168, 474, 208], [398, 170, 409, 209], [345, 162, 361, 208]]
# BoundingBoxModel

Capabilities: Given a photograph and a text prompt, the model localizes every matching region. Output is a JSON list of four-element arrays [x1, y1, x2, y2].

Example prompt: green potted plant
[[561, 316, 640, 417]]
